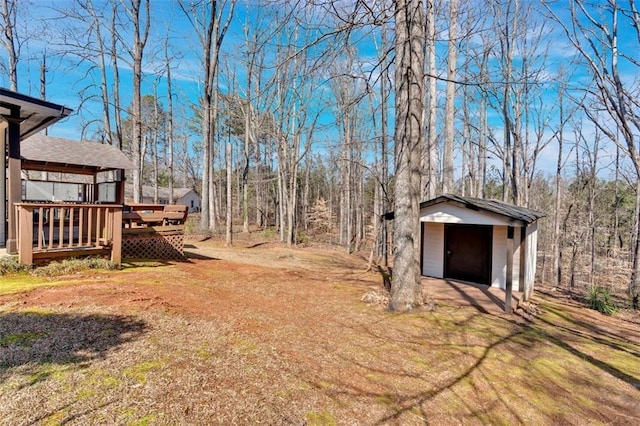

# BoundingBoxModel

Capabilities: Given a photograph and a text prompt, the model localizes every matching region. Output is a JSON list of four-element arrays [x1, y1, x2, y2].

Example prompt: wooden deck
[[14, 203, 189, 265]]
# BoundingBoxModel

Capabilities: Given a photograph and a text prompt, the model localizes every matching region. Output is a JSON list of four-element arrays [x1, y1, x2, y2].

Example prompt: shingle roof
[[21, 134, 133, 170], [421, 194, 545, 224], [384, 194, 545, 224]]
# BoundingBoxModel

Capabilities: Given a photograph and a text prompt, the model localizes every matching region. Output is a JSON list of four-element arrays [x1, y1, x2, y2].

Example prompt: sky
[[2, 0, 639, 181]]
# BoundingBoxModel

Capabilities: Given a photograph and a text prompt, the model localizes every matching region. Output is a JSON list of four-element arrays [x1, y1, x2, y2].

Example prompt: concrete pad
[[422, 276, 522, 315]]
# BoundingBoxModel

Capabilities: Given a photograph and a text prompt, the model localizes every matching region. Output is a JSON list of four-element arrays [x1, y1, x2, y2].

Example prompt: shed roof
[[21, 134, 133, 171], [422, 194, 545, 224], [385, 194, 545, 225], [0, 88, 73, 139]]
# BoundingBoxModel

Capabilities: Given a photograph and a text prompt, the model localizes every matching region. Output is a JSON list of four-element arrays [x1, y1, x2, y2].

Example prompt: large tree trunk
[[130, 0, 150, 204], [389, 0, 425, 312]]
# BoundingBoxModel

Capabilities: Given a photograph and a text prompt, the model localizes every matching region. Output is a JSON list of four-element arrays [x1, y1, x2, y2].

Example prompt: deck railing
[[14, 203, 123, 265]]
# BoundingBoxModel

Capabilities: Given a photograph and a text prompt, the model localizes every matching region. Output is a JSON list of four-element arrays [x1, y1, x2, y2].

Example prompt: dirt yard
[[1, 238, 639, 425]]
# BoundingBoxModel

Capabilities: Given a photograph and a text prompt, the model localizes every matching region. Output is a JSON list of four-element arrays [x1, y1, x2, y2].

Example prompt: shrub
[[587, 286, 617, 315], [0, 256, 29, 275], [31, 257, 119, 277]]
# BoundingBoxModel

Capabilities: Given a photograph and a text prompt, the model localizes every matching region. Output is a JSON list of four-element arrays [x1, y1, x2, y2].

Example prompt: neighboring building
[[126, 185, 200, 212]]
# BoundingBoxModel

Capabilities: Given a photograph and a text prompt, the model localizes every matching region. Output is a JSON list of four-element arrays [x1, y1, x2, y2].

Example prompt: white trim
[[420, 203, 518, 226]]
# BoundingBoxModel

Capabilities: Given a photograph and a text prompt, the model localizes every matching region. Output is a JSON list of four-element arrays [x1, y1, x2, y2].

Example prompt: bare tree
[[390, 0, 425, 311], [423, 0, 438, 200], [179, 0, 236, 232], [0, 0, 19, 90], [546, 0, 640, 306], [442, 0, 457, 194], [120, 0, 151, 203]]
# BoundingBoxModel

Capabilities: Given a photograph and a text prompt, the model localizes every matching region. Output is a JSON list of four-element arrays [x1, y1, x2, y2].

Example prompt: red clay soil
[[1, 240, 639, 425]]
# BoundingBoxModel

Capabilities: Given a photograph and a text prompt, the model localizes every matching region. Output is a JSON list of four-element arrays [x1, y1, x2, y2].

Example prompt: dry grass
[[1, 238, 639, 425]]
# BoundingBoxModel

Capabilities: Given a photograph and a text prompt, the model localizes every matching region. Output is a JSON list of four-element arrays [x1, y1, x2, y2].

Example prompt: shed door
[[444, 224, 492, 285]]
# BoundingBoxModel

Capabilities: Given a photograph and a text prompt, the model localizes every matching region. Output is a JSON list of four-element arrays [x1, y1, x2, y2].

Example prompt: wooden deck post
[[505, 226, 514, 313], [111, 208, 123, 265], [5, 111, 22, 254], [18, 206, 33, 265], [0, 121, 6, 247]]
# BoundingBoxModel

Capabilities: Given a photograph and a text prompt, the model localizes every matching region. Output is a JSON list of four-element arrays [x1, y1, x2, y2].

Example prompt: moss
[[0, 331, 48, 347], [305, 411, 337, 426], [86, 369, 122, 389], [42, 411, 67, 426], [124, 360, 163, 385]]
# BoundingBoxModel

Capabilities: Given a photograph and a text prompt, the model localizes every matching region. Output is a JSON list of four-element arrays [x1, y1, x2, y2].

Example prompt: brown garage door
[[444, 224, 492, 285]]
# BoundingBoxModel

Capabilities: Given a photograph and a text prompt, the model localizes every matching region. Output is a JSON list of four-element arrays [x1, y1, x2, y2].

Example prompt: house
[[386, 194, 545, 312], [1, 88, 73, 251], [125, 185, 200, 212], [2, 88, 190, 266]]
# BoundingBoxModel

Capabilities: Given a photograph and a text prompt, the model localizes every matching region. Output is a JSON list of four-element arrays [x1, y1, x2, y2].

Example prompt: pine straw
[[1, 240, 639, 425]]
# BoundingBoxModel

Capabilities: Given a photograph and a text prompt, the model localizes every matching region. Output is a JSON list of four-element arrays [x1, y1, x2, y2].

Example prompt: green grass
[[0, 257, 122, 296], [0, 275, 70, 296], [0, 331, 48, 347]]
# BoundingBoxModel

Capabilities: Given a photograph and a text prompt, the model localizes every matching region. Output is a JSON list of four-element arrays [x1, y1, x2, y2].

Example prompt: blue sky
[[2, 0, 638, 181]]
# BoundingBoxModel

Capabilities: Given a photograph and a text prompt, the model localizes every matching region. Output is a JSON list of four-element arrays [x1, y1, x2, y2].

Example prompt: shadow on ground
[[0, 311, 147, 383]]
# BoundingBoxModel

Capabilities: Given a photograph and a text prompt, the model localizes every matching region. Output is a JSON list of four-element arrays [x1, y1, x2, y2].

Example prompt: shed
[[418, 194, 545, 307]]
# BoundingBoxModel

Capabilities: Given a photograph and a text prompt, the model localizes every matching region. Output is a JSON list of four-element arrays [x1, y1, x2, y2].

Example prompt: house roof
[[0, 88, 73, 139], [385, 194, 545, 225], [21, 134, 134, 171]]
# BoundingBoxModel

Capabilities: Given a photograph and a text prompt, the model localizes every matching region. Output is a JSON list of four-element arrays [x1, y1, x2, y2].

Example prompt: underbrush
[[0, 256, 30, 275], [0, 256, 119, 277], [586, 286, 617, 315]]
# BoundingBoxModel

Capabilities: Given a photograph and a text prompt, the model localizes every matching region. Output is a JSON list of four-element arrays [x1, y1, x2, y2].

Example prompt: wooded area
[[1, 0, 639, 308]]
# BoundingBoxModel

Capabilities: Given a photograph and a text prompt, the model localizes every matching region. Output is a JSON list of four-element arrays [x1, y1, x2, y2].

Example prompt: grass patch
[[306, 411, 337, 426], [0, 331, 48, 347], [0, 257, 121, 296], [124, 360, 163, 385], [0, 275, 61, 296]]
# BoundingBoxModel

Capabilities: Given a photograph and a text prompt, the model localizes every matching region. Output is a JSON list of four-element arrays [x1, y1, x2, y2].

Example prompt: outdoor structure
[[2, 88, 190, 266], [126, 184, 201, 212], [1, 88, 73, 252], [418, 194, 545, 312], [14, 134, 133, 265]]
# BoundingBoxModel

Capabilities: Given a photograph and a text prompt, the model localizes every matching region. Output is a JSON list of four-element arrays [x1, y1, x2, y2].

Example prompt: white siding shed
[[417, 194, 544, 305]]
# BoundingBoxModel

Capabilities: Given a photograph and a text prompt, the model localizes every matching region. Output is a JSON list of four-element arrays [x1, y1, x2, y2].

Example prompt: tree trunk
[[226, 142, 233, 245], [442, 0, 457, 194], [130, 0, 150, 204], [389, 0, 425, 312]]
